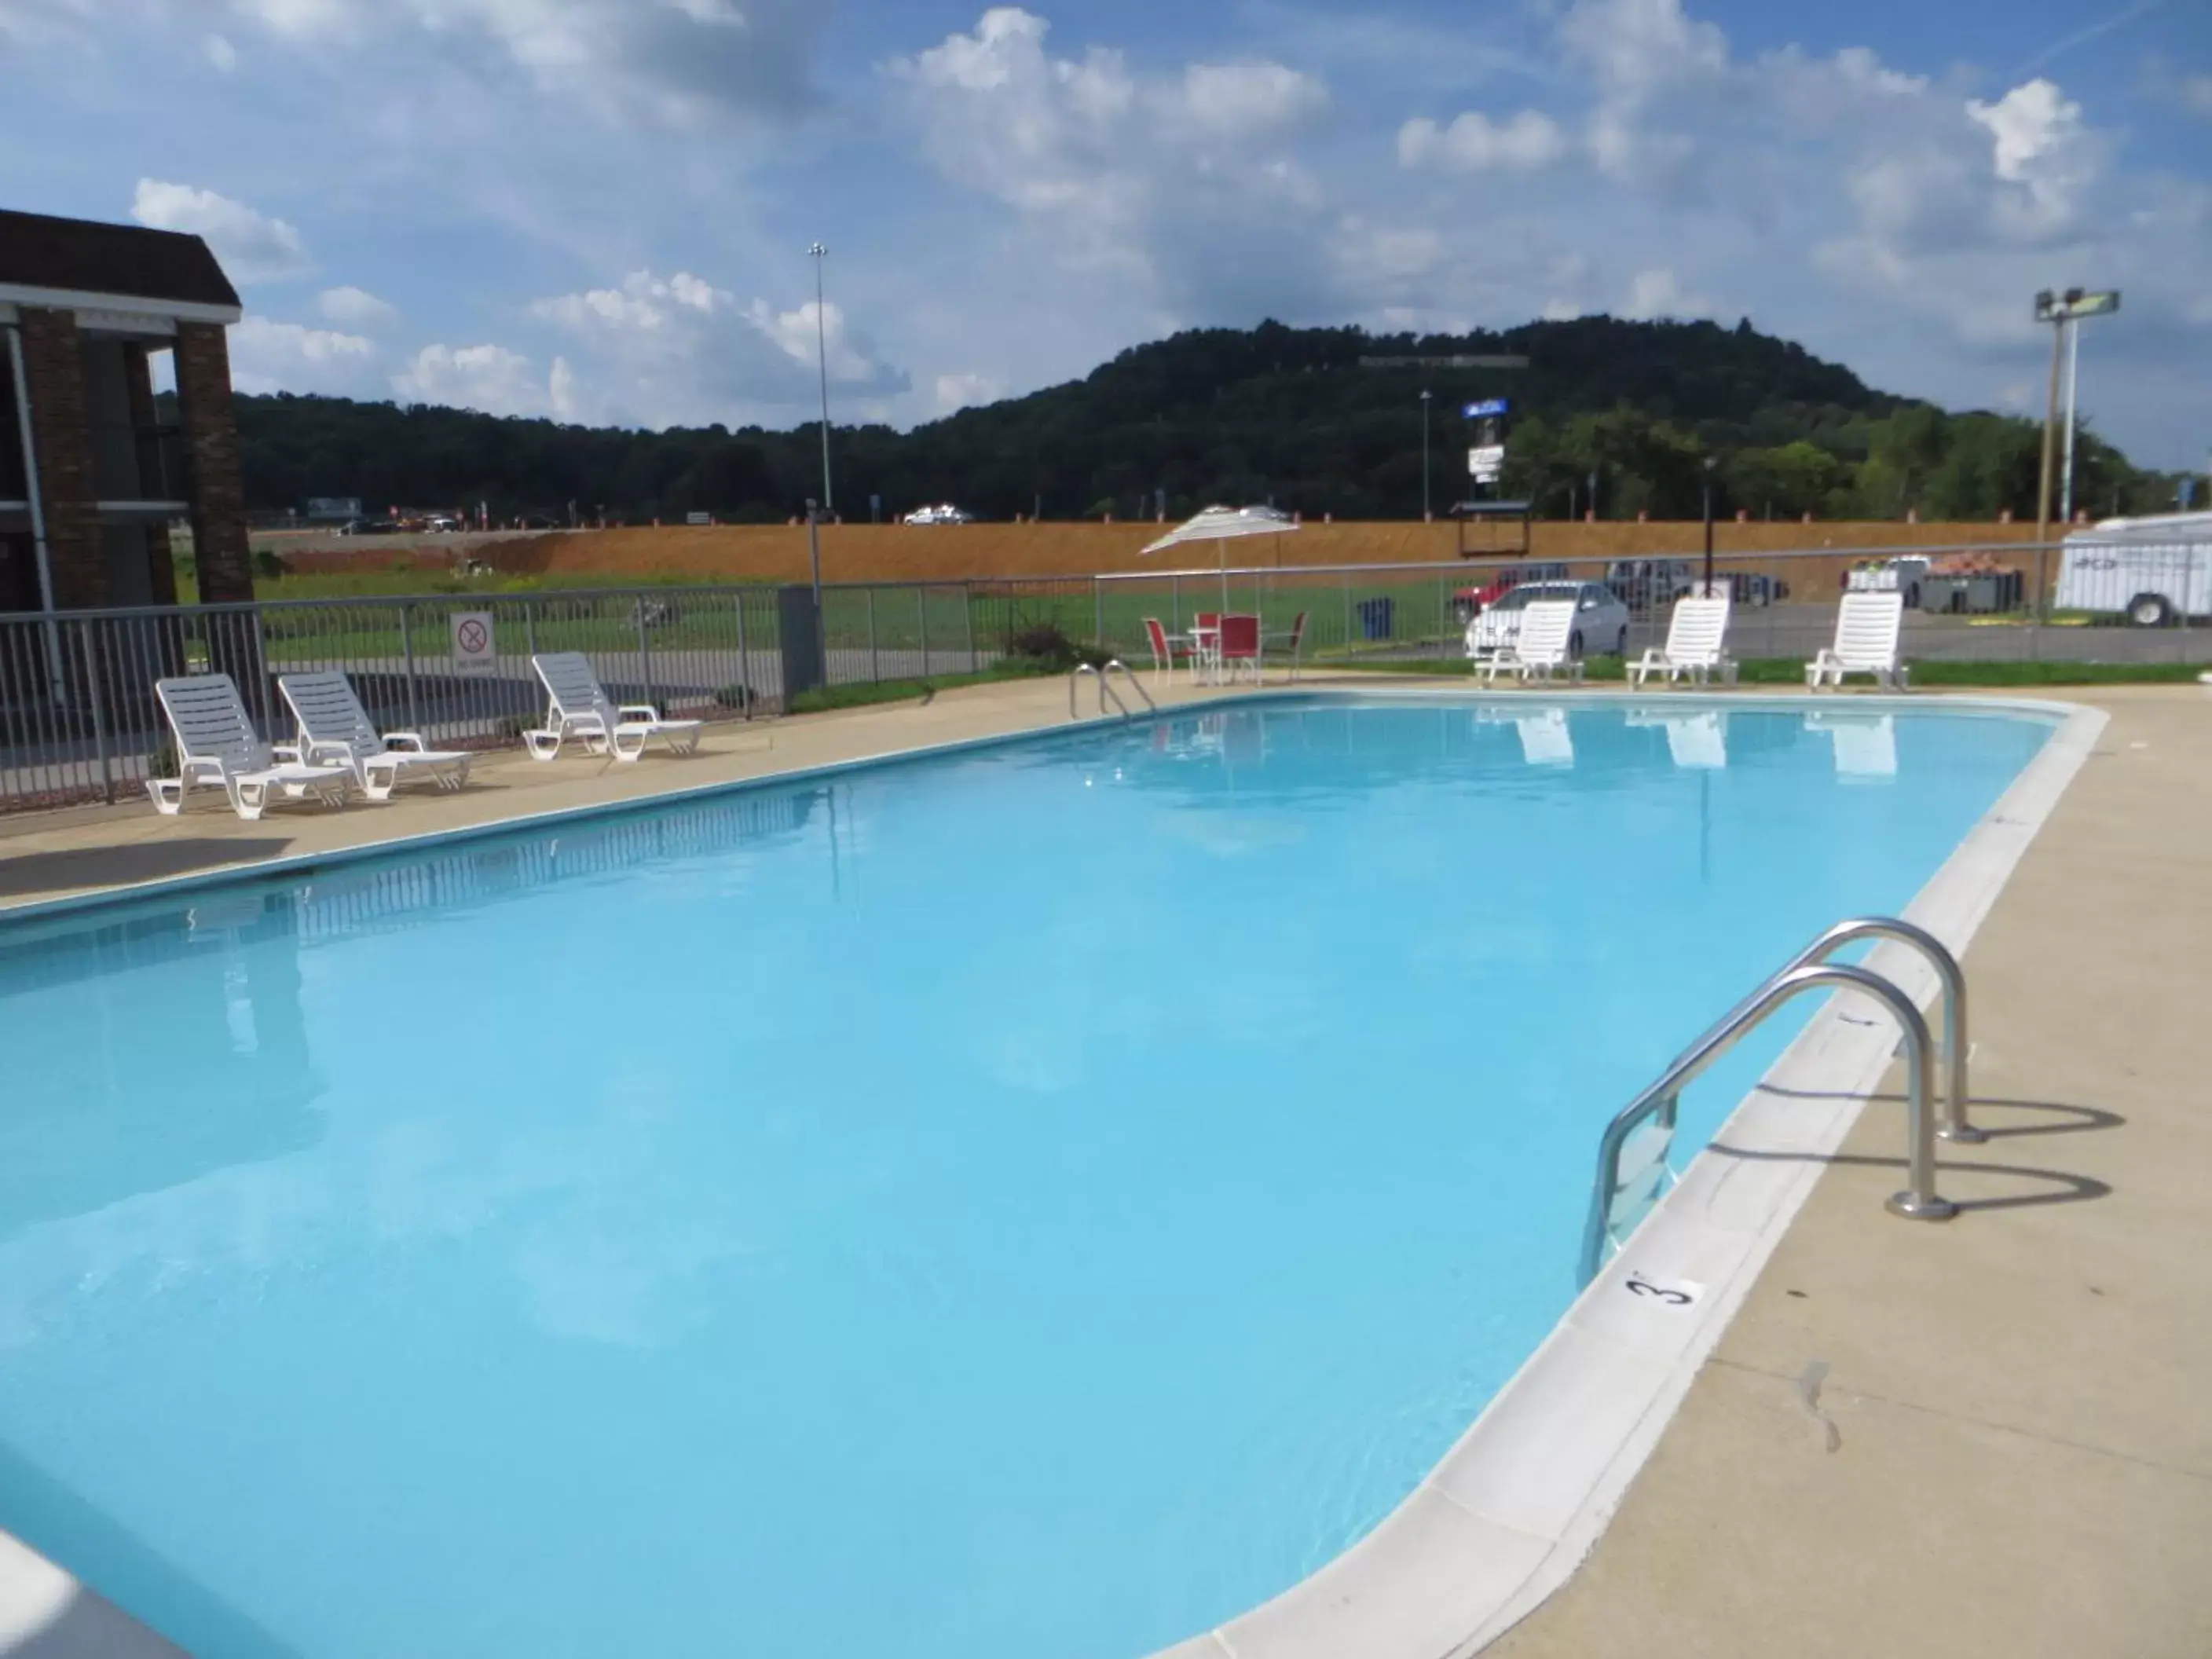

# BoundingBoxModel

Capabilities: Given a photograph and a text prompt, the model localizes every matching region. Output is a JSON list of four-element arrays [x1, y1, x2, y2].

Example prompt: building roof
[[0, 207, 242, 313]]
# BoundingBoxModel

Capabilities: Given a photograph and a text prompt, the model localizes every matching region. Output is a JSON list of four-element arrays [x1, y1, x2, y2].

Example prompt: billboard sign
[[1462, 398, 1511, 419], [1469, 445, 1506, 483]]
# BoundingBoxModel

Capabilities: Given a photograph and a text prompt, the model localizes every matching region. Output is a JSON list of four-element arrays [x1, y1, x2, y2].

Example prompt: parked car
[[2053, 511, 2212, 625], [903, 504, 975, 526], [339, 518, 405, 537], [1605, 559, 1696, 613], [1450, 561, 1570, 622], [1464, 580, 1631, 659]]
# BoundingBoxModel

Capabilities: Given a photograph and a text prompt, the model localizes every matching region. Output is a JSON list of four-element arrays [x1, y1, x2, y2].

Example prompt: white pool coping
[[0, 690, 2107, 1659], [1152, 690, 2109, 1659]]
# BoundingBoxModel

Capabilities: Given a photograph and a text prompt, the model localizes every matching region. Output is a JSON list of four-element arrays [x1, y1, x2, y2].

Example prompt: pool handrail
[[1068, 660, 1157, 722], [1671, 915, 1982, 1145], [1579, 961, 1953, 1287]]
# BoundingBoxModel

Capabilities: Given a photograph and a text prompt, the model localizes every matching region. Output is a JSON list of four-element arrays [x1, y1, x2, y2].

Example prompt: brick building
[[0, 207, 250, 614]]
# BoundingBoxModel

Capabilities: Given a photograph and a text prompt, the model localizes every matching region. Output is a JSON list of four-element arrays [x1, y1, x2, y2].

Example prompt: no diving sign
[[452, 611, 496, 676]]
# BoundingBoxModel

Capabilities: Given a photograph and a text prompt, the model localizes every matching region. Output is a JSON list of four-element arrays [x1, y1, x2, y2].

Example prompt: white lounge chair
[[526, 652, 704, 763], [1806, 592, 1909, 690], [1474, 599, 1584, 684], [1628, 596, 1737, 687], [280, 671, 473, 800], [148, 674, 353, 821]]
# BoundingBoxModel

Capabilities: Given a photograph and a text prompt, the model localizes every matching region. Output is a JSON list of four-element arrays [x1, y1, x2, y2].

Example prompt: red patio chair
[[1142, 617, 1191, 682], [1218, 613, 1263, 684]]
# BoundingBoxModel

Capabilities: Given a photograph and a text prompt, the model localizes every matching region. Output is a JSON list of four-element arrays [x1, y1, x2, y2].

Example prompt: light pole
[[1419, 389, 1433, 522], [2033, 287, 2119, 614], [1701, 456, 1717, 596], [808, 242, 833, 516]]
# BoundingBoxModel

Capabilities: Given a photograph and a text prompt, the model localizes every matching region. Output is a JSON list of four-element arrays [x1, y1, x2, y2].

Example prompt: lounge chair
[[280, 671, 473, 800], [1475, 599, 1584, 684], [148, 674, 353, 821], [1628, 596, 1736, 687], [1807, 592, 1909, 690], [526, 652, 704, 763]]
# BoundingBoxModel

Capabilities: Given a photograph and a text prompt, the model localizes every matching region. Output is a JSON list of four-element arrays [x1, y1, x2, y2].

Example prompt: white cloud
[[226, 316, 375, 394], [933, 372, 1005, 413], [1397, 109, 1566, 173], [1176, 62, 1328, 137], [1966, 79, 2096, 237], [1621, 267, 1714, 320], [892, 9, 1340, 314], [202, 31, 238, 71], [130, 180, 308, 281], [394, 342, 555, 418], [529, 269, 906, 427], [219, 0, 822, 126], [317, 285, 398, 330]]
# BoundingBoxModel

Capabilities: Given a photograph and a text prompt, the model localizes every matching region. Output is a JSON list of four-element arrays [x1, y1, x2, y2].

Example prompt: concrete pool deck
[[0, 676, 2205, 1657]]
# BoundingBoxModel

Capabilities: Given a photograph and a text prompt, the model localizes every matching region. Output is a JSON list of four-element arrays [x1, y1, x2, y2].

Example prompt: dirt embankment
[[283, 519, 2045, 586]]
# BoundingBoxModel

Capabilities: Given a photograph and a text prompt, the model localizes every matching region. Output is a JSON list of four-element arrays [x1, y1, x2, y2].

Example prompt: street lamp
[[808, 242, 834, 516], [2033, 287, 2119, 569], [1419, 390, 1433, 522], [1701, 456, 1717, 595]]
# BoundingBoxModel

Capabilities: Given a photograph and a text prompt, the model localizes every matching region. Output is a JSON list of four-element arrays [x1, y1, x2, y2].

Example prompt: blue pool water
[[0, 696, 2051, 1659]]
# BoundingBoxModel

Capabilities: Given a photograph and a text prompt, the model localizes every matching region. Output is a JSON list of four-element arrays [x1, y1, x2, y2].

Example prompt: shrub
[[1003, 623, 1084, 671]]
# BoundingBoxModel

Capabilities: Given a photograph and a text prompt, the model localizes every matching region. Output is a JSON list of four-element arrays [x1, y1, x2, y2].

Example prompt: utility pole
[[1701, 456, 1717, 596], [2034, 288, 2120, 613], [2060, 315, 2082, 523], [808, 243, 833, 516], [1419, 389, 1433, 522]]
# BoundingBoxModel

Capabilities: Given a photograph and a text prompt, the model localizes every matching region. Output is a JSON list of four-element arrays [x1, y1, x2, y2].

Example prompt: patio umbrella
[[1140, 504, 1299, 609]]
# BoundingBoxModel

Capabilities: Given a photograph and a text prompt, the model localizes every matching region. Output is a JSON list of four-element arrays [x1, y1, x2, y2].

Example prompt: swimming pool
[[0, 694, 2056, 1659]]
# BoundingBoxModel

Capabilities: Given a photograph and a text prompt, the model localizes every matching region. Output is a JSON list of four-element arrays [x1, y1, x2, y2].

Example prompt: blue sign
[[1463, 398, 1511, 419]]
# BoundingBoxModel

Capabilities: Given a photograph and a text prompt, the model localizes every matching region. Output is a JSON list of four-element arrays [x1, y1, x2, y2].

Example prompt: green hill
[[233, 316, 2176, 525]]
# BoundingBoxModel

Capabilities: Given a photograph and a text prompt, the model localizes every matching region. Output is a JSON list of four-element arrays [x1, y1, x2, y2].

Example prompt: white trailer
[[2053, 511, 2212, 626]]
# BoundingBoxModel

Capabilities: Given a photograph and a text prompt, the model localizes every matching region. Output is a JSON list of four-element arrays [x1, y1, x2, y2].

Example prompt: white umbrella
[[1140, 504, 1299, 609]]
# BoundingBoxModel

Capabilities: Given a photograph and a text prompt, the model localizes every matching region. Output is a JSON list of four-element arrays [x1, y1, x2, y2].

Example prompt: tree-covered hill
[[233, 316, 2180, 526]]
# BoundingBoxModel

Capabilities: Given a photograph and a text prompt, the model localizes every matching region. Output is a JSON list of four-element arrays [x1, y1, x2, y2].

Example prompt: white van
[[2053, 511, 2212, 626]]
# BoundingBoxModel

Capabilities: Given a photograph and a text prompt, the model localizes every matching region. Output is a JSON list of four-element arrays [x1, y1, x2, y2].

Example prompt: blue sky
[[2, 0, 2205, 465]]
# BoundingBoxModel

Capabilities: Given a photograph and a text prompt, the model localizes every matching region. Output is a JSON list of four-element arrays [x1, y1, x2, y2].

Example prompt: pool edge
[[0, 689, 2104, 1658], [1163, 694, 2109, 1659]]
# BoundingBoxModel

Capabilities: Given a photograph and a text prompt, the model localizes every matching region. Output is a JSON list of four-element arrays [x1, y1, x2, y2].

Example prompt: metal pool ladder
[[1579, 917, 1976, 1287], [1069, 660, 1157, 721]]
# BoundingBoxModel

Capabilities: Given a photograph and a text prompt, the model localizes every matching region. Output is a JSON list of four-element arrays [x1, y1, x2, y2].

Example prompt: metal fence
[[3, 540, 2208, 815], [1086, 542, 2212, 674], [0, 587, 780, 814]]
